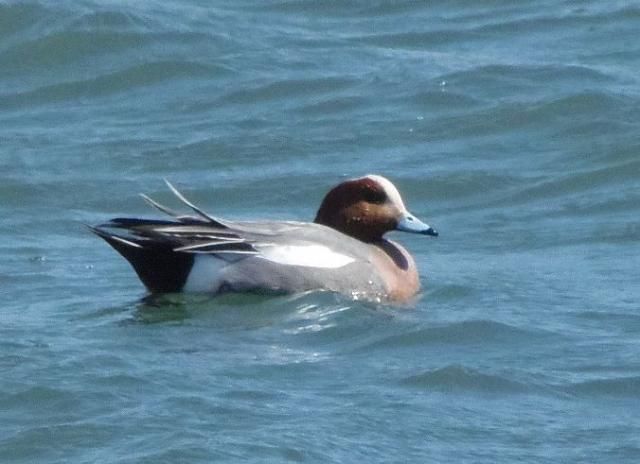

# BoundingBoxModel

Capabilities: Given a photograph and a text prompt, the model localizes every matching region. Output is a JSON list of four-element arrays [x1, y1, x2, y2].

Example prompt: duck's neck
[[374, 239, 410, 271]]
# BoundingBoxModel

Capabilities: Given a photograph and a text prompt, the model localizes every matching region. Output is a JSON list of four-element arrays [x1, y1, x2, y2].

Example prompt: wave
[[0, 3, 50, 41], [219, 76, 357, 105], [567, 376, 640, 398], [405, 89, 481, 111], [402, 365, 530, 394], [503, 157, 640, 207], [425, 283, 475, 300], [357, 319, 547, 351], [0, 2, 229, 96], [255, 0, 429, 17], [1, 30, 148, 75], [295, 95, 368, 116], [354, 30, 478, 49], [401, 367, 640, 399], [440, 64, 611, 93], [436, 90, 631, 140], [1, 60, 223, 109], [0, 386, 77, 411]]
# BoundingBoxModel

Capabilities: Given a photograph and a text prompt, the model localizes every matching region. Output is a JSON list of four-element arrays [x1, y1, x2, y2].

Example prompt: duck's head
[[314, 174, 438, 243]]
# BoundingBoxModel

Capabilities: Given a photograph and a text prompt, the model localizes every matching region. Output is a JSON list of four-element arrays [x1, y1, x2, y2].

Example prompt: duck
[[90, 174, 438, 303]]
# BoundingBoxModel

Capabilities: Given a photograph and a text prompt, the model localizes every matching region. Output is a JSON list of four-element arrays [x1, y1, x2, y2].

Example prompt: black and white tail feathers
[[90, 181, 257, 293]]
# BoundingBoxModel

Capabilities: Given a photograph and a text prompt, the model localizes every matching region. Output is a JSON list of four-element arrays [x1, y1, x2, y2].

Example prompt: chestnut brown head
[[314, 175, 437, 243]]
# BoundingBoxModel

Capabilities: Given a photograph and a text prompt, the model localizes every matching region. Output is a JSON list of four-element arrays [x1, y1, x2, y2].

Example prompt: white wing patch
[[259, 244, 355, 269]]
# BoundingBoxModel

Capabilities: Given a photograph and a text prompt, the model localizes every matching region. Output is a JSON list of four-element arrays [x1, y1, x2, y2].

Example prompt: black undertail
[[91, 181, 259, 294], [90, 222, 194, 293]]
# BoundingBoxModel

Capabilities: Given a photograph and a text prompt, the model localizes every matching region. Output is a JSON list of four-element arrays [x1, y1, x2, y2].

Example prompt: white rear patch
[[259, 244, 355, 269], [184, 255, 225, 292]]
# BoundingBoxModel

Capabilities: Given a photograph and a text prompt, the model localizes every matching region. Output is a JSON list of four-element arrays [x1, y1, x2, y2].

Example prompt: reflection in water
[[126, 290, 373, 332]]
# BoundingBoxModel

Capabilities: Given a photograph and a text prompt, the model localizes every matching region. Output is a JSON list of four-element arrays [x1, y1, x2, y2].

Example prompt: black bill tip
[[423, 227, 438, 237]]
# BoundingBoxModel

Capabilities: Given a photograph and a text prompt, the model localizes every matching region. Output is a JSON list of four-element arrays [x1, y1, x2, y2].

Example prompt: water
[[2, 0, 640, 462]]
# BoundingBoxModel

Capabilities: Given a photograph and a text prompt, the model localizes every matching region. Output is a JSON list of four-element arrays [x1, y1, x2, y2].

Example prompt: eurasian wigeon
[[91, 175, 437, 303]]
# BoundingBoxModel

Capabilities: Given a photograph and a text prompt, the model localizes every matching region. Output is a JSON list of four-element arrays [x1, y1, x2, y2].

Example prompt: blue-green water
[[2, 1, 640, 462]]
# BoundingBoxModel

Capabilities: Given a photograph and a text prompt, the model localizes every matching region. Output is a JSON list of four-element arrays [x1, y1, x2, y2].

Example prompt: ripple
[[295, 95, 367, 116], [128, 290, 371, 336], [402, 365, 529, 394], [567, 376, 640, 398], [504, 158, 640, 205], [0, 31, 146, 73], [284, 302, 353, 334], [405, 89, 481, 110], [358, 319, 547, 351], [355, 29, 476, 49], [471, 5, 640, 35], [439, 64, 614, 103], [0, 3, 50, 40], [254, 0, 425, 17], [426, 283, 475, 300], [2, 60, 224, 109], [71, 9, 149, 30], [425, 171, 520, 202], [531, 91, 627, 117], [219, 76, 357, 105], [0, 386, 76, 411], [463, 91, 627, 137]]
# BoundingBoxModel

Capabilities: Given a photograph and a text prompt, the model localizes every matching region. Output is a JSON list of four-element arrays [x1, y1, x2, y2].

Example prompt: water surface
[[1, 1, 640, 462]]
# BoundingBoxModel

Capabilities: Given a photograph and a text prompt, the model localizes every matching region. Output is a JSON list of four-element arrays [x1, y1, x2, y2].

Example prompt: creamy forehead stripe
[[258, 244, 355, 268], [364, 174, 407, 211]]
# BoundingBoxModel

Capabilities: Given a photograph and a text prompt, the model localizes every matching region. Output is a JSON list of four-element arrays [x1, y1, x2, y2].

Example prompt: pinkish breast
[[369, 240, 420, 303]]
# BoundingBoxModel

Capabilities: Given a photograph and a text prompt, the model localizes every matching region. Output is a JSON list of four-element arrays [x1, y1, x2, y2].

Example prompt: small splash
[[257, 344, 329, 364], [284, 300, 353, 334], [349, 289, 384, 305]]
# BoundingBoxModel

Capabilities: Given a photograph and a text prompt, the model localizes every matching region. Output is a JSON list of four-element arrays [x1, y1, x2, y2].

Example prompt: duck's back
[[183, 221, 391, 298]]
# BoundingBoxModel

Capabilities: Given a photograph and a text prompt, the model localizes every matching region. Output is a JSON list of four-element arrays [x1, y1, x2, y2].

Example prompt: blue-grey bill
[[396, 212, 438, 237]]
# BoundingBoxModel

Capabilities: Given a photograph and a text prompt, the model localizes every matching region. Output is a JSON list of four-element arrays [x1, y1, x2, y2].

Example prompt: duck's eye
[[363, 189, 387, 204]]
